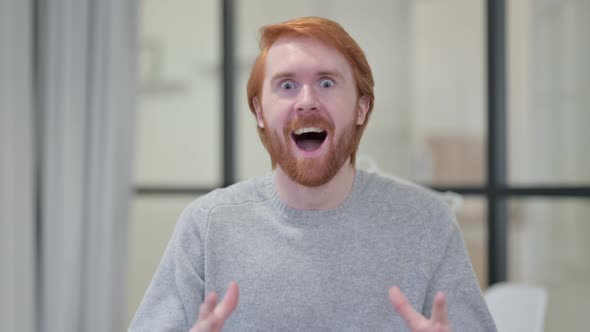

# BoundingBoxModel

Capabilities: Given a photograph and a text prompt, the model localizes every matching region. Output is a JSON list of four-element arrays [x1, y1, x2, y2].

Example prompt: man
[[130, 17, 496, 332]]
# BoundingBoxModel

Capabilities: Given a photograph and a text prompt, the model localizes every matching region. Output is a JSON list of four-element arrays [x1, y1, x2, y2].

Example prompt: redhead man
[[129, 17, 496, 332]]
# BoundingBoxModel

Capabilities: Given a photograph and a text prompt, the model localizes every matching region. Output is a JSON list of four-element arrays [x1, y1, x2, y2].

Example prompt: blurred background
[[2, 0, 589, 331]]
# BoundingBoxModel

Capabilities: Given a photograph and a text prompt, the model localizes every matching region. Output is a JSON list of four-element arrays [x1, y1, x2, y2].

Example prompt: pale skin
[[389, 287, 452, 332], [190, 36, 452, 332], [189, 282, 239, 332], [254, 36, 370, 210]]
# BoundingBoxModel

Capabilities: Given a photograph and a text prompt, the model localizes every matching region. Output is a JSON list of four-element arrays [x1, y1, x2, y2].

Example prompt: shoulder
[[361, 170, 453, 221], [360, 171, 462, 271], [360, 170, 457, 244], [174, 174, 272, 234], [190, 174, 269, 211]]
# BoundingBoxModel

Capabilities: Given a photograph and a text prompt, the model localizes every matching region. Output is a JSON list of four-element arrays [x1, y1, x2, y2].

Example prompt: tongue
[[298, 138, 323, 151]]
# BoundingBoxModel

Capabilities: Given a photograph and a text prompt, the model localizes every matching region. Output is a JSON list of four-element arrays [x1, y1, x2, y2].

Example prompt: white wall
[[134, 0, 221, 187]]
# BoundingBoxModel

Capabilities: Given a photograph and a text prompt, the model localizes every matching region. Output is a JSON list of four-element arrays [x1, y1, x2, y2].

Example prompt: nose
[[294, 85, 319, 112]]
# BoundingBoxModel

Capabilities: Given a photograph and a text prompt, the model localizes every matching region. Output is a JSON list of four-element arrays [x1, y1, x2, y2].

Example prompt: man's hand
[[190, 281, 239, 332], [389, 286, 452, 332]]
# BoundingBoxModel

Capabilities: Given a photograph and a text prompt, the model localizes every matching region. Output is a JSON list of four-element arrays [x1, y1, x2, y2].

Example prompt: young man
[[130, 17, 496, 332]]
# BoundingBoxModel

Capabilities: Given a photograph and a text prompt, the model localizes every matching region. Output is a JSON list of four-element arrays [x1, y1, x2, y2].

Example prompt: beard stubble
[[260, 112, 358, 187]]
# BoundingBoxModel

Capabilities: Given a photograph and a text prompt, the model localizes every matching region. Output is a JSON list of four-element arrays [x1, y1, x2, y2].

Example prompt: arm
[[421, 220, 496, 331], [129, 205, 207, 331], [389, 197, 497, 332]]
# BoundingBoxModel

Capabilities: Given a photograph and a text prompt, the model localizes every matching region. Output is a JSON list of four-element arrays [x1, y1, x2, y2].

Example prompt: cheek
[[331, 103, 359, 125], [332, 118, 358, 141], [263, 111, 286, 129], [262, 101, 292, 126]]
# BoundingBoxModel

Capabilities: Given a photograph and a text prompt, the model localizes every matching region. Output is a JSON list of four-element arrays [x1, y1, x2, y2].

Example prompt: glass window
[[134, 0, 221, 188], [236, 0, 487, 187], [508, 198, 590, 331], [508, 0, 590, 185]]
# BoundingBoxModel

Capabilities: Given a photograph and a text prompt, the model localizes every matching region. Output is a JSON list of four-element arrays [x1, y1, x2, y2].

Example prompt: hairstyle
[[246, 16, 375, 164]]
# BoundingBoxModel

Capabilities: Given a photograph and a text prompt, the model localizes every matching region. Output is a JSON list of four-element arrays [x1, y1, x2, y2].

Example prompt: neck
[[274, 159, 356, 210]]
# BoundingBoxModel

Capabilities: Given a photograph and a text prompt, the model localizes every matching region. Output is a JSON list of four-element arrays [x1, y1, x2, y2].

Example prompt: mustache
[[284, 113, 335, 136]]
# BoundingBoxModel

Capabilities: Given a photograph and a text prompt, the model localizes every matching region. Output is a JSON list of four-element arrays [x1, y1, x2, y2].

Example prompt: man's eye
[[280, 81, 296, 90], [320, 79, 334, 88]]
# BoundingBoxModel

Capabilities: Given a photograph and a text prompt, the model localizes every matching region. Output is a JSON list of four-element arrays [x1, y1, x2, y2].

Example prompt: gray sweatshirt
[[129, 170, 497, 331]]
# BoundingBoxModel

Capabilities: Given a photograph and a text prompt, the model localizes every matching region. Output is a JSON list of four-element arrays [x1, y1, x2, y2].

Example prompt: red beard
[[261, 112, 357, 187]]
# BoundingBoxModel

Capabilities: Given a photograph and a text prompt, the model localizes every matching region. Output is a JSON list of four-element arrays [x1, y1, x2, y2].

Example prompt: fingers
[[431, 292, 449, 325], [198, 292, 218, 321], [192, 316, 220, 332], [389, 286, 424, 329], [214, 281, 240, 321], [192, 282, 239, 332]]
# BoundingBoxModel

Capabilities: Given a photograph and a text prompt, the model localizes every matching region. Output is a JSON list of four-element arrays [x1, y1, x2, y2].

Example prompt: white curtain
[[1, 0, 138, 331], [0, 1, 36, 331]]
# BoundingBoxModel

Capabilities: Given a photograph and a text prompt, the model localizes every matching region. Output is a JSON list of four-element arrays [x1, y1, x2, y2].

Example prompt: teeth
[[293, 127, 325, 135]]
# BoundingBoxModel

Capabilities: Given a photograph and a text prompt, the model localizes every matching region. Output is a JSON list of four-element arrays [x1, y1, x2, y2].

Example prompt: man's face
[[253, 36, 369, 187]]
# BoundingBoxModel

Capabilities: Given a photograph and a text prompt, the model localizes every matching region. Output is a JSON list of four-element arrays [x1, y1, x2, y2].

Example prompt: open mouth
[[291, 127, 328, 152]]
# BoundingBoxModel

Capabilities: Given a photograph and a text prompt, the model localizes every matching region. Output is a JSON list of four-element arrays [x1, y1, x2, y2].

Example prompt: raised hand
[[190, 281, 239, 332], [389, 286, 451, 332]]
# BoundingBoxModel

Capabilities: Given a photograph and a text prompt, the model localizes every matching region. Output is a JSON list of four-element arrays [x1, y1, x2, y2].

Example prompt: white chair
[[484, 282, 548, 332]]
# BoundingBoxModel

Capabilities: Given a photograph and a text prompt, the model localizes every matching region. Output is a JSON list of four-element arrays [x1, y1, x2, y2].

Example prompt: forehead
[[264, 36, 353, 78]]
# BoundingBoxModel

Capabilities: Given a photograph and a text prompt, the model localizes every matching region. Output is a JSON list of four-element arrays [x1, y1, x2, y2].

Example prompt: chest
[[202, 213, 431, 330]]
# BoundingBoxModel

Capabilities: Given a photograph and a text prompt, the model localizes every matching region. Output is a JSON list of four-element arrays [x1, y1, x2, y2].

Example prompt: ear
[[253, 96, 264, 128], [356, 95, 370, 125]]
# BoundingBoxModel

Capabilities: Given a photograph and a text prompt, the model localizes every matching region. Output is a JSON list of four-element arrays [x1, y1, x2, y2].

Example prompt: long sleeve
[[421, 201, 497, 331], [129, 204, 207, 332]]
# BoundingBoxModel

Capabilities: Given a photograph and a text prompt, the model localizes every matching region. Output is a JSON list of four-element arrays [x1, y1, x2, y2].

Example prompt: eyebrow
[[270, 71, 296, 83], [317, 70, 344, 80], [270, 70, 344, 83]]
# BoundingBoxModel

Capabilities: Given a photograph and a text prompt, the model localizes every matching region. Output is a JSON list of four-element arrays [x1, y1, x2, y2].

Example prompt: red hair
[[247, 16, 375, 165]]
